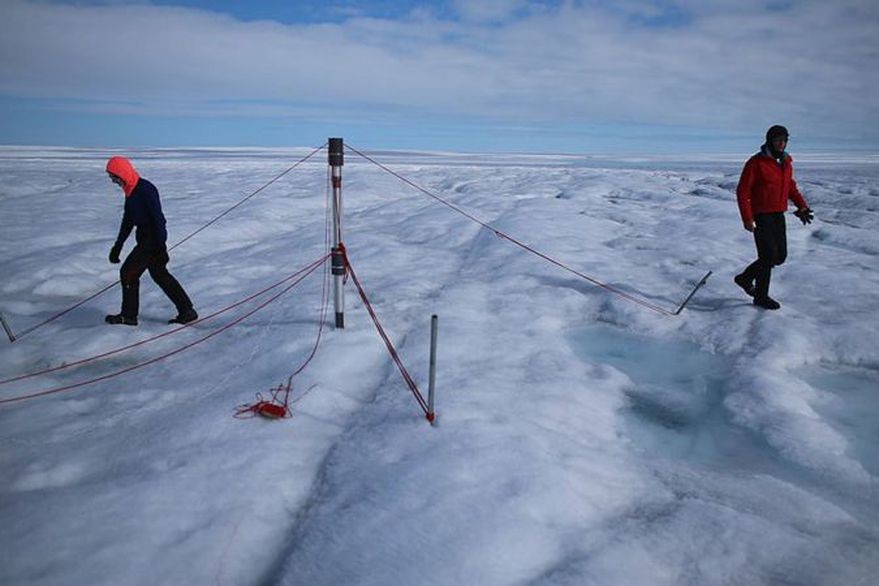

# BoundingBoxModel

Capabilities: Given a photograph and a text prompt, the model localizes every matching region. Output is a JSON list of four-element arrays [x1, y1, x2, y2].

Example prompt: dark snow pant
[[740, 212, 787, 299], [120, 244, 193, 319]]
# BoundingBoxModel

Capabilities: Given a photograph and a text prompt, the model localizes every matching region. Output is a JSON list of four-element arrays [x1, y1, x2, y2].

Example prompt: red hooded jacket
[[736, 147, 808, 226], [106, 156, 141, 197], [106, 156, 168, 246]]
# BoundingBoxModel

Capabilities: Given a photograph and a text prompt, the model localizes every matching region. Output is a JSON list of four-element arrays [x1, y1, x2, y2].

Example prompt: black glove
[[794, 207, 814, 225], [109, 243, 122, 264]]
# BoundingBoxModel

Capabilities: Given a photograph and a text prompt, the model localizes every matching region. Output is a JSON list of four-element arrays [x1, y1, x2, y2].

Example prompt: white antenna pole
[[329, 138, 345, 328], [428, 314, 438, 426]]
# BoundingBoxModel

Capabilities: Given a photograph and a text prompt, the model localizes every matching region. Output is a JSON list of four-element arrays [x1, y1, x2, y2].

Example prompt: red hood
[[106, 156, 141, 197]]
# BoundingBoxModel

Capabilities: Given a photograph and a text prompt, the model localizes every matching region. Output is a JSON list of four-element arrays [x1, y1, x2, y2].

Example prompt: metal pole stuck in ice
[[428, 314, 438, 426], [674, 270, 713, 315], [329, 138, 345, 329], [0, 312, 15, 343]]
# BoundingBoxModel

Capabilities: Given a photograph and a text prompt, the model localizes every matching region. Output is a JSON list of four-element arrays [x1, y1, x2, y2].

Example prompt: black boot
[[734, 273, 755, 298], [105, 314, 138, 326], [753, 296, 781, 310], [168, 308, 198, 325]]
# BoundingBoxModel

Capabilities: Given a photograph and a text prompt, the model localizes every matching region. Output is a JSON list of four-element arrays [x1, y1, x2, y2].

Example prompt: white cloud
[[0, 0, 876, 143]]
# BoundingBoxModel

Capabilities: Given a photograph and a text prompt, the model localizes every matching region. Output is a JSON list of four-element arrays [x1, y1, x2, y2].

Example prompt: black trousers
[[120, 244, 193, 319], [741, 212, 787, 299]]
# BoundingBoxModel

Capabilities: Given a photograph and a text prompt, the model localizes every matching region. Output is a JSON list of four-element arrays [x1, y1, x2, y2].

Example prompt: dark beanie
[[766, 125, 789, 142]]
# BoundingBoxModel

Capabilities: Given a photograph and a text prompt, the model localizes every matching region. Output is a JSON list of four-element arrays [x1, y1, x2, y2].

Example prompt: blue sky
[[0, 0, 876, 153]]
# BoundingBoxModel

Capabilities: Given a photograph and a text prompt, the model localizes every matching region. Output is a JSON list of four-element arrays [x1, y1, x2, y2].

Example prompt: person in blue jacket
[[105, 156, 197, 326]]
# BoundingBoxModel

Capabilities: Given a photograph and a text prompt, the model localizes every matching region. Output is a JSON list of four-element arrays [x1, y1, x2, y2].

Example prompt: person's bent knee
[[121, 270, 140, 287]]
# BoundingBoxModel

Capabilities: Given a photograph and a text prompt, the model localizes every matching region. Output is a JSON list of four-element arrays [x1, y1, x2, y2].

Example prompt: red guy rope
[[0, 255, 330, 387], [342, 245, 432, 420], [0, 253, 330, 407], [234, 163, 336, 420], [345, 144, 676, 317]]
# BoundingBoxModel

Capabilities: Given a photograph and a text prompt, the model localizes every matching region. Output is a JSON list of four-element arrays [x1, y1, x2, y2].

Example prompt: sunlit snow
[[1, 146, 877, 586]]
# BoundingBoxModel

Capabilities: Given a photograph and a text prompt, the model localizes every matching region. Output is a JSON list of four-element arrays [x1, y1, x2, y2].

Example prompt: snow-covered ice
[[1, 146, 877, 585]]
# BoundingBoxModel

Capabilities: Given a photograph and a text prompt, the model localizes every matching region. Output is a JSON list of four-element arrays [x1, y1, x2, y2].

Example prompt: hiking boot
[[734, 273, 755, 298], [753, 296, 781, 310], [105, 314, 138, 326], [168, 308, 198, 325]]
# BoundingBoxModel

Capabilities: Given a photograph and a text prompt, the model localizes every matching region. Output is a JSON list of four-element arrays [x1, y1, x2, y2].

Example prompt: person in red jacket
[[105, 156, 197, 326], [734, 125, 813, 310]]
